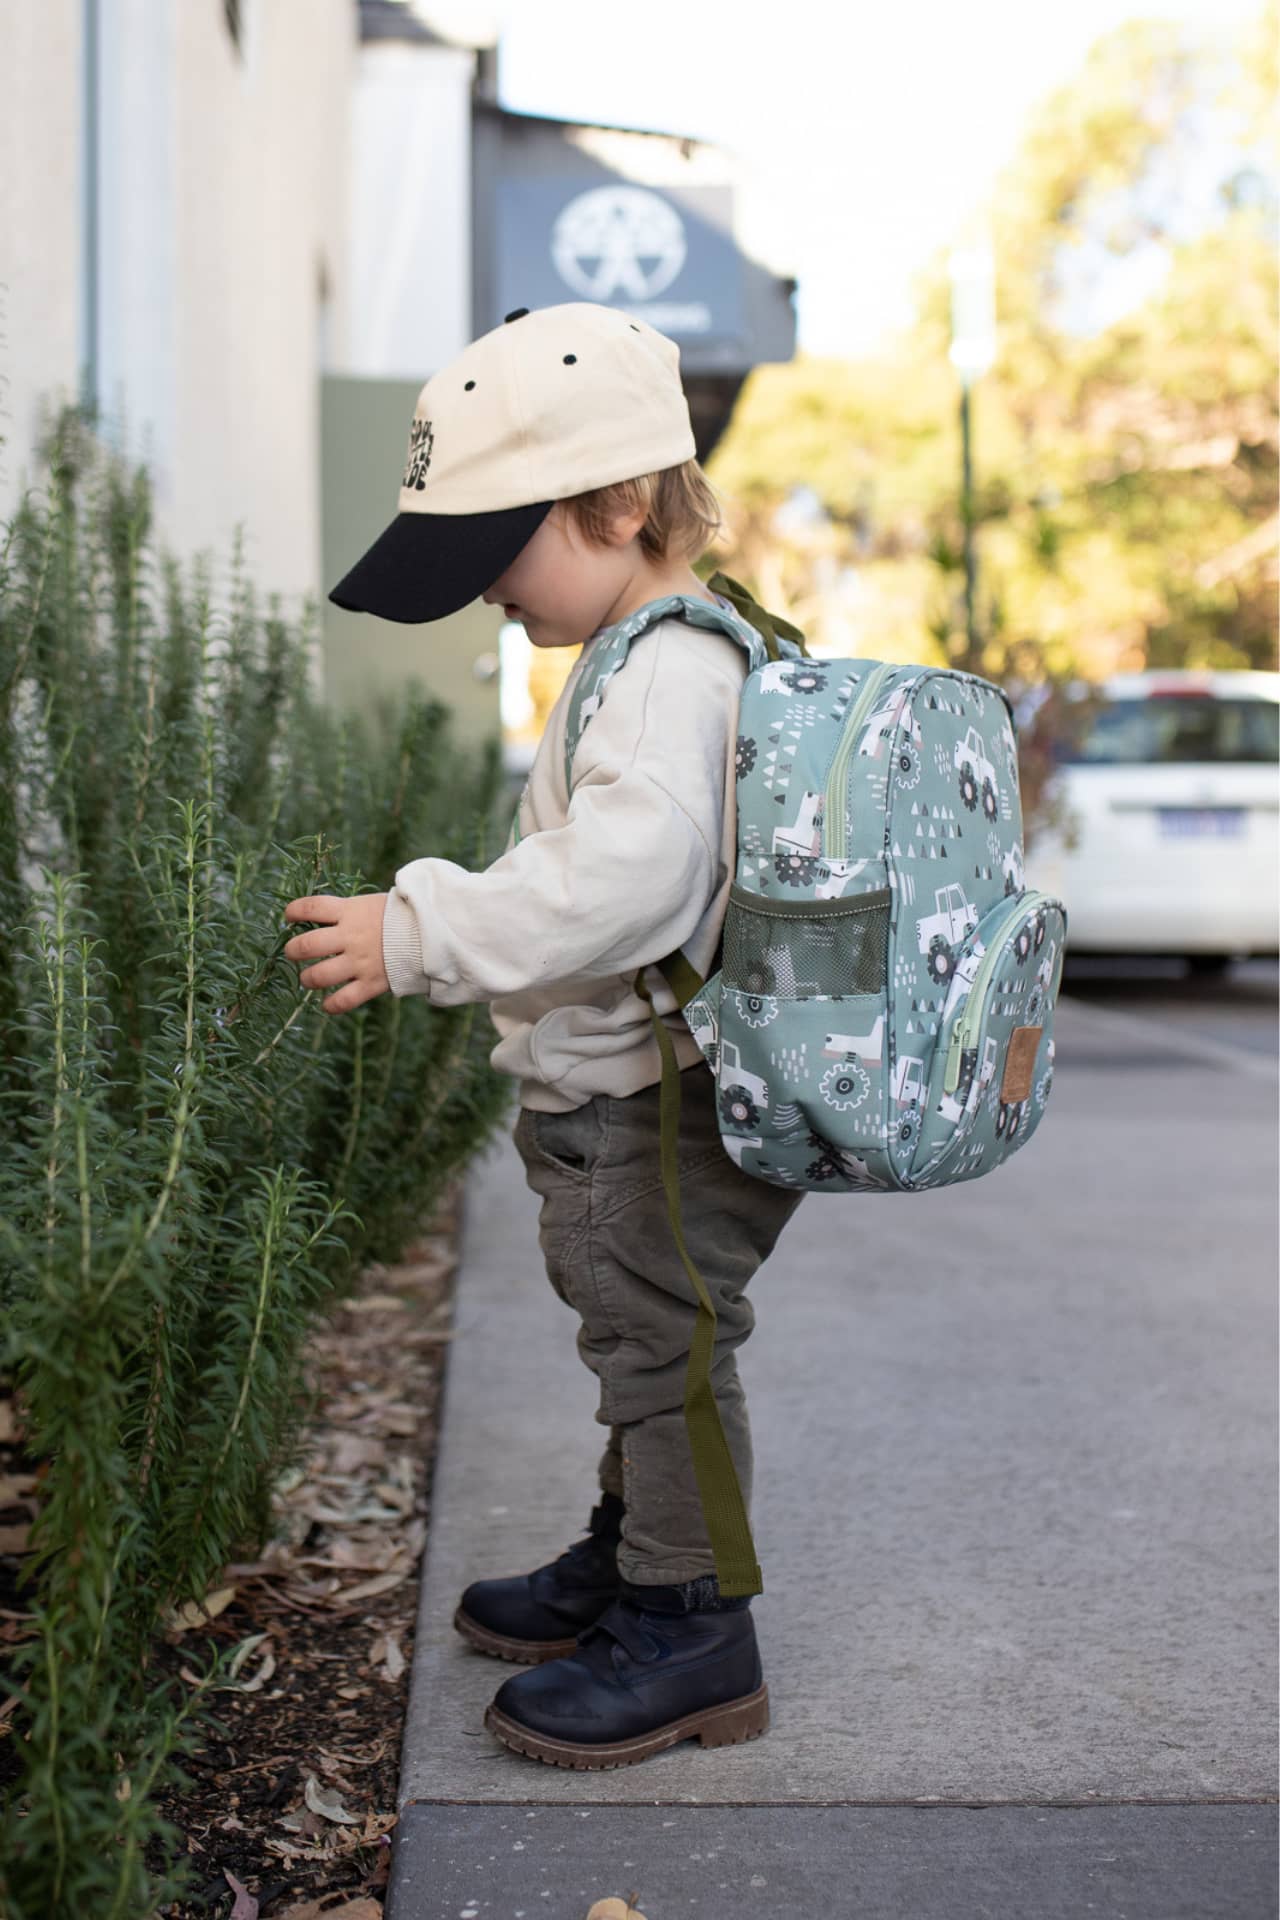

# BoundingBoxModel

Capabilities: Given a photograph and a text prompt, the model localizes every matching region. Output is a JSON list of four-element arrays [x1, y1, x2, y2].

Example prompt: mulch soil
[[0, 1176, 466, 1920]]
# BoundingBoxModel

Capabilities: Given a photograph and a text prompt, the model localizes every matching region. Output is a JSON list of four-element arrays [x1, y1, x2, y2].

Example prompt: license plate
[[1158, 808, 1245, 837]]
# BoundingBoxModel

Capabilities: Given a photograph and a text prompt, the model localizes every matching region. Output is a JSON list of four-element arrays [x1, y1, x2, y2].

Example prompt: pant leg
[[512, 1063, 806, 1585], [598, 1426, 627, 1504]]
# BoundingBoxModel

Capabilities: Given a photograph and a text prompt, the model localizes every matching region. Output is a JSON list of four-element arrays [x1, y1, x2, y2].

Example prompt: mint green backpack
[[555, 572, 1068, 1596]]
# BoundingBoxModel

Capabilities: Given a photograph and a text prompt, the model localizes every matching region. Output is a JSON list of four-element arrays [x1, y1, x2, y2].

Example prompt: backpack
[[554, 571, 1068, 1596]]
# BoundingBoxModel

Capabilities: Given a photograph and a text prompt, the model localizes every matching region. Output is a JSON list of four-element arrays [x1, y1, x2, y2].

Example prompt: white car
[[1024, 670, 1279, 969]]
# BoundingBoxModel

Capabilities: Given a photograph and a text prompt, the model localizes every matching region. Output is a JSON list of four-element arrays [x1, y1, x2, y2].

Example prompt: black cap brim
[[327, 499, 556, 625]]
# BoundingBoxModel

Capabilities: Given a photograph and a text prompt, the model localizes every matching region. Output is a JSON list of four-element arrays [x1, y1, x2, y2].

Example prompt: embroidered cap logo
[[402, 417, 435, 491]]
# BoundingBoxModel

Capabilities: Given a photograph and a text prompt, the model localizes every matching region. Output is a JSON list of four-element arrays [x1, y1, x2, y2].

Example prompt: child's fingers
[[283, 926, 345, 962], [320, 978, 382, 1016], [284, 894, 344, 924], [297, 957, 356, 992]]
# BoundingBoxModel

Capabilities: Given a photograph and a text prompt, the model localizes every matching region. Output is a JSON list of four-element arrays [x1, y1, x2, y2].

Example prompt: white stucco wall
[[347, 40, 475, 379], [0, 0, 355, 620], [0, 0, 83, 514], [169, 0, 354, 607]]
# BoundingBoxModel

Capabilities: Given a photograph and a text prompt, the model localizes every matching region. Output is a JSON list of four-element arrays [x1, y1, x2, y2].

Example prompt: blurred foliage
[[707, 6, 1279, 823]]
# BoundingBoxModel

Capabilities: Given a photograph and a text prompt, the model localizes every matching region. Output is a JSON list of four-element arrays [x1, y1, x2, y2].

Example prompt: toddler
[[284, 302, 807, 1770]]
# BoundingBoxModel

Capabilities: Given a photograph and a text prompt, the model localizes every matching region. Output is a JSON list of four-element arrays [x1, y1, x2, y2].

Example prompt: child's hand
[[283, 893, 391, 1015]]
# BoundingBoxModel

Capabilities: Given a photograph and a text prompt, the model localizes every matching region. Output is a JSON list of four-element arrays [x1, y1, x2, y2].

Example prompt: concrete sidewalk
[[385, 998, 1278, 1918]]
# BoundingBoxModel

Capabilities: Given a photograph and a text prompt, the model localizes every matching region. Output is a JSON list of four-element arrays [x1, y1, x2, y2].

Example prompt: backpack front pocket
[[906, 887, 1066, 1188], [712, 883, 897, 1189], [721, 882, 891, 998]]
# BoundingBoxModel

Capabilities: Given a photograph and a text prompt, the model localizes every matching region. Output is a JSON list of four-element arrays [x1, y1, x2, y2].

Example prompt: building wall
[[321, 370, 503, 748], [0, 0, 355, 628], [321, 26, 499, 743], [347, 39, 475, 378], [0, 0, 83, 513]]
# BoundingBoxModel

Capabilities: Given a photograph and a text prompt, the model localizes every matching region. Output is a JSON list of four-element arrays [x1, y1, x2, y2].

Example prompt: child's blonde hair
[[558, 458, 724, 564]]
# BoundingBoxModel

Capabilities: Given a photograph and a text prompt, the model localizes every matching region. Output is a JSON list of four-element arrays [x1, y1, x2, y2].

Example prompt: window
[[1063, 697, 1280, 767]]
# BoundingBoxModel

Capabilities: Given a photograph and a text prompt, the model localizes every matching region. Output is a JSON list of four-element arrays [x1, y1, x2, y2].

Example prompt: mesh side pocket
[[722, 885, 890, 998]]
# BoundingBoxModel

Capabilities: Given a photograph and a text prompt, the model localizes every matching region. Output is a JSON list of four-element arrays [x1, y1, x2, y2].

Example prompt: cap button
[[504, 307, 530, 323]]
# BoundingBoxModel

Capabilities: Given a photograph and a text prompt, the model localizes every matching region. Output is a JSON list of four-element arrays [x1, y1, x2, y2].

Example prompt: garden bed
[[1, 1175, 466, 1920]]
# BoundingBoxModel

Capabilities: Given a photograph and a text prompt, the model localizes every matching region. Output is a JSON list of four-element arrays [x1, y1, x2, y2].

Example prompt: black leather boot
[[482, 1575, 767, 1769], [453, 1491, 624, 1663]]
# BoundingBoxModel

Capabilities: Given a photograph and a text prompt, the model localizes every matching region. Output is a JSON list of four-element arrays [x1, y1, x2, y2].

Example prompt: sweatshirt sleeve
[[380, 624, 738, 1006]]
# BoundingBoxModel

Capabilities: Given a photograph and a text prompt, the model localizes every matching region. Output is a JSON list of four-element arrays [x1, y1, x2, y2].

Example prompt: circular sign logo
[[550, 186, 687, 300]]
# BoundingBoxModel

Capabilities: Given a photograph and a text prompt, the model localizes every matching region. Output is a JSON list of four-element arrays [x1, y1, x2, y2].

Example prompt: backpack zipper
[[822, 662, 897, 863], [941, 887, 1056, 1094]]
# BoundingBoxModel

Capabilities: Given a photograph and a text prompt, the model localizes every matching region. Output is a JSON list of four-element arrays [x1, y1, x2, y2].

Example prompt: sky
[[478, 0, 1264, 358]]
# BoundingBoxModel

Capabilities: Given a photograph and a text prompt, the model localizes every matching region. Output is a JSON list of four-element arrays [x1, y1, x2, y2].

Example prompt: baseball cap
[[328, 302, 698, 625]]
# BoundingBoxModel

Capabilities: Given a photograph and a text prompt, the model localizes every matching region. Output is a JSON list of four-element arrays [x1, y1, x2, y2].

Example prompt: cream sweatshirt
[[379, 600, 748, 1112]]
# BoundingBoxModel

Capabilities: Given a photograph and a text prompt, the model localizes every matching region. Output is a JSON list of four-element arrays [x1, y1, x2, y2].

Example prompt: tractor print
[[915, 884, 979, 982], [940, 939, 987, 1028], [1002, 843, 1024, 896], [892, 1055, 924, 1109], [955, 726, 999, 821], [773, 789, 824, 886], [828, 1142, 889, 1190], [937, 1034, 999, 1125], [685, 996, 719, 1068], [722, 1133, 763, 1169], [822, 1010, 885, 1066], [813, 854, 875, 900], [1034, 1037, 1056, 1107], [718, 1038, 770, 1131], [1012, 904, 1050, 966], [857, 680, 919, 762], [756, 658, 821, 696], [1035, 936, 1058, 992], [889, 1055, 924, 1152], [994, 1092, 1031, 1141]]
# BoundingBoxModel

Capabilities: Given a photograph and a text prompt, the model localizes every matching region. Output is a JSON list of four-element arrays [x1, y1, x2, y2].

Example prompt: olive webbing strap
[[632, 954, 763, 1599]]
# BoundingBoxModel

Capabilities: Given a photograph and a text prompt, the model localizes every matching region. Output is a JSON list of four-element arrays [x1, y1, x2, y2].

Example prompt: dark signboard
[[494, 180, 743, 353]]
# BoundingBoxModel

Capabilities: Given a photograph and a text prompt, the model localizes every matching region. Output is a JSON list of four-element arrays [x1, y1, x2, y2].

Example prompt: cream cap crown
[[397, 302, 698, 517]]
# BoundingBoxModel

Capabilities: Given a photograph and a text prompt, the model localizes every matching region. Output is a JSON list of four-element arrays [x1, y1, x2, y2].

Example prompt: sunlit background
[[1, 0, 1276, 971]]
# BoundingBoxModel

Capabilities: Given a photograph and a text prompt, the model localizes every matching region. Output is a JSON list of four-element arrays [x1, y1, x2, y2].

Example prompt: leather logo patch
[[1000, 1026, 1042, 1103]]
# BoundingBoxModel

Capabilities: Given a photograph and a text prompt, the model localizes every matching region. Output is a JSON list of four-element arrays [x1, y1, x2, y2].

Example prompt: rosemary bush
[[0, 406, 514, 1916]]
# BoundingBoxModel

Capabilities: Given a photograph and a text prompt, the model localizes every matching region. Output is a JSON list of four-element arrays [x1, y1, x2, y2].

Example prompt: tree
[[707, 10, 1278, 694]]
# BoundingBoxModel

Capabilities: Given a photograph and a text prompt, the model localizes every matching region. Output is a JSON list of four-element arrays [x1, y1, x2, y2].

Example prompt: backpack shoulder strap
[[562, 572, 809, 799], [547, 574, 811, 1599]]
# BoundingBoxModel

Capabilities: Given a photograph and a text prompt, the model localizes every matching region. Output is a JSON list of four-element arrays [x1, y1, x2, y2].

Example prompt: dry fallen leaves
[[223, 1867, 259, 1919], [164, 1584, 239, 1634], [303, 1771, 361, 1826], [274, 1897, 384, 1920]]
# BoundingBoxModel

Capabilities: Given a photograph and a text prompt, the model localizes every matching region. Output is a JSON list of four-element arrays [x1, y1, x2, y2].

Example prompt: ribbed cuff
[[381, 889, 429, 999]]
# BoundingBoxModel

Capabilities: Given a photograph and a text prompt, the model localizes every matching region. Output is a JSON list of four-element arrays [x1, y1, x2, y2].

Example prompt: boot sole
[[453, 1606, 582, 1664], [483, 1683, 769, 1770]]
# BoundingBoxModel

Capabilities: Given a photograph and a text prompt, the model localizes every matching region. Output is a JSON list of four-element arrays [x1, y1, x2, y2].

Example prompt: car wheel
[[1186, 954, 1233, 978]]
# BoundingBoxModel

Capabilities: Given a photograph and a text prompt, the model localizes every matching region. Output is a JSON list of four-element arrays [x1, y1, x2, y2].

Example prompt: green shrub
[[0, 404, 514, 1916]]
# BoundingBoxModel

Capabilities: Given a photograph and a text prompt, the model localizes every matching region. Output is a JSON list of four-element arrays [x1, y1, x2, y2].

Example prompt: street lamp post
[[948, 236, 997, 662]]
